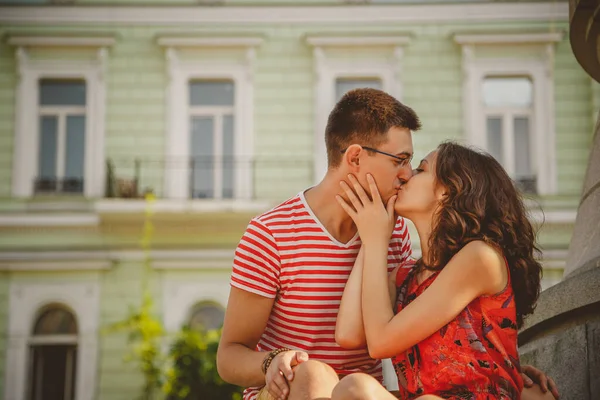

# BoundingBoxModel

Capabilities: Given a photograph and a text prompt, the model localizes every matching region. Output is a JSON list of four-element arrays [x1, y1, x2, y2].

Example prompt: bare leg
[[522, 385, 556, 400], [287, 360, 340, 400], [331, 373, 397, 400]]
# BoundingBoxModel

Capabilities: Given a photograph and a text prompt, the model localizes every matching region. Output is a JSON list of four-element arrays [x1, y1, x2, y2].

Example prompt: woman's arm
[[336, 246, 400, 349], [335, 246, 367, 348], [361, 240, 506, 359]]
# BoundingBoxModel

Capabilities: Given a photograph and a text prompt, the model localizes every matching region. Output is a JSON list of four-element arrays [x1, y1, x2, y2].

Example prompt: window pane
[[65, 116, 85, 179], [39, 116, 57, 179], [482, 77, 532, 107], [189, 80, 234, 106], [486, 117, 503, 163], [189, 302, 225, 331], [33, 308, 78, 335], [222, 115, 235, 199], [335, 78, 382, 102], [65, 116, 86, 193], [514, 117, 532, 177], [190, 116, 214, 198], [40, 79, 86, 106], [30, 345, 77, 400]]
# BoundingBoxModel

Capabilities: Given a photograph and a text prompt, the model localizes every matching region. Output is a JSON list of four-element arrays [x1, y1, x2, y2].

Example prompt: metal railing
[[106, 156, 314, 200]]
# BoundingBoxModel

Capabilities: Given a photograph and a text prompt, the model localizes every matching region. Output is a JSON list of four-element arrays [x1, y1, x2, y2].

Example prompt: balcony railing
[[106, 156, 314, 200], [34, 177, 84, 195]]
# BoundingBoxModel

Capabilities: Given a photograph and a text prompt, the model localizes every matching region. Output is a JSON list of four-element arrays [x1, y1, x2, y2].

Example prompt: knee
[[292, 359, 338, 385], [331, 373, 379, 400]]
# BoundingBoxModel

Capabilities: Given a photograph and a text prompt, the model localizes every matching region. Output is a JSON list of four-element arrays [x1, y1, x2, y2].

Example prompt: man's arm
[[217, 287, 275, 387]]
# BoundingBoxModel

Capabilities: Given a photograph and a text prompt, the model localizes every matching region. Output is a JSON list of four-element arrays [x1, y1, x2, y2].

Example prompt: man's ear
[[343, 144, 362, 171]]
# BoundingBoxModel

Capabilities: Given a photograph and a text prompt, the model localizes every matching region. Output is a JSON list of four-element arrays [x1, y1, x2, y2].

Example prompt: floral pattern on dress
[[392, 263, 523, 400]]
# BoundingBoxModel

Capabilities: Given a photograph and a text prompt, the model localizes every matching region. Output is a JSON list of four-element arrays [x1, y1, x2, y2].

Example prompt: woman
[[333, 142, 547, 399]]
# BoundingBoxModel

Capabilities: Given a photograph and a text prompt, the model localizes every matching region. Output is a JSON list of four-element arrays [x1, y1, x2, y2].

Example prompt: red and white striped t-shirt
[[230, 192, 412, 400]]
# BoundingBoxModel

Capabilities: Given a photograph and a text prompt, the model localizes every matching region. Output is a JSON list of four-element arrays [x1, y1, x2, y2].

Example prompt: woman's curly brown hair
[[422, 141, 542, 328]]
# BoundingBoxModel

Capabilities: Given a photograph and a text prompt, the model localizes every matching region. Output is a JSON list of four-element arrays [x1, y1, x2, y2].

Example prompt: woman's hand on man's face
[[336, 173, 397, 245]]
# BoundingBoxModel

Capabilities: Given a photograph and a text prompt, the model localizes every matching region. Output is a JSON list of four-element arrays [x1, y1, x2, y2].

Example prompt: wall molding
[[8, 34, 114, 198], [0, 3, 568, 25], [157, 36, 262, 199], [306, 34, 410, 183], [455, 32, 560, 195], [4, 281, 100, 400]]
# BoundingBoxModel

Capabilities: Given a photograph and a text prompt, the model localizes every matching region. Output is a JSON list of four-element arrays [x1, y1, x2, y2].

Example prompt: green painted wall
[[0, 41, 15, 198], [0, 272, 8, 397]]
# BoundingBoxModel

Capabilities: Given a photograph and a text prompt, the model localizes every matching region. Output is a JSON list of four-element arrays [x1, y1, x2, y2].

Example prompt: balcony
[[105, 155, 314, 202]]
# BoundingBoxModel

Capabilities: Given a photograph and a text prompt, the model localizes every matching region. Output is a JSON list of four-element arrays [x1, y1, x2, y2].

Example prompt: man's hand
[[522, 364, 559, 399], [265, 350, 309, 400]]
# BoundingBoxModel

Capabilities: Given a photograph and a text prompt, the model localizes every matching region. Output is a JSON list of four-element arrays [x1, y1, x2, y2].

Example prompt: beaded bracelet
[[261, 347, 292, 375]]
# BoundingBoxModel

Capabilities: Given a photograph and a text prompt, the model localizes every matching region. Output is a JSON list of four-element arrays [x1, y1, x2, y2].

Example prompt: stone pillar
[[518, 2, 600, 399]]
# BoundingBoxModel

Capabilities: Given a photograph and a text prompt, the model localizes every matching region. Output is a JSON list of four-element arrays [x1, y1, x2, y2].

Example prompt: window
[[9, 36, 113, 198], [454, 33, 562, 195], [28, 306, 78, 400], [35, 79, 87, 195], [4, 282, 100, 400], [188, 301, 225, 331], [335, 78, 382, 101], [189, 80, 235, 199], [482, 77, 536, 193], [306, 35, 409, 183], [159, 38, 259, 201]]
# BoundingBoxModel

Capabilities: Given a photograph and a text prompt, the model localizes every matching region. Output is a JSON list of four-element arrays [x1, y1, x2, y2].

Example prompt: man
[[217, 89, 558, 400]]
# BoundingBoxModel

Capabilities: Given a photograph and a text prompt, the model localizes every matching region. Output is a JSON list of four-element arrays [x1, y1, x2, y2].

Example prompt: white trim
[[10, 40, 112, 199], [457, 35, 559, 195], [157, 36, 263, 48], [0, 261, 112, 272], [454, 32, 564, 45], [0, 3, 568, 25], [4, 282, 100, 400], [163, 276, 230, 333], [95, 198, 270, 213], [307, 36, 409, 183], [306, 36, 411, 47], [7, 36, 116, 48], [0, 213, 98, 226], [160, 40, 260, 200], [28, 335, 78, 345], [153, 259, 233, 270], [0, 249, 235, 262]]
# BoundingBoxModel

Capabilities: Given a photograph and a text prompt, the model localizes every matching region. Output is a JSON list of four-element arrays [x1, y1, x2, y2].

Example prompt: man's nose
[[397, 165, 413, 182]]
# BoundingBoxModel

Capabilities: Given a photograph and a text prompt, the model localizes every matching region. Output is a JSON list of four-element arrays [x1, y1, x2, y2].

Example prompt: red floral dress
[[392, 262, 523, 400]]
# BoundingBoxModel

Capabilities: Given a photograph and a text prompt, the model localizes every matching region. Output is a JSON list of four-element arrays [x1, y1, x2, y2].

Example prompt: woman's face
[[394, 150, 445, 220]]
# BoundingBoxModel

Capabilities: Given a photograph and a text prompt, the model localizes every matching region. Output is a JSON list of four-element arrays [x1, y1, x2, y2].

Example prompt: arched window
[[28, 305, 78, 400], [188, 301, 225, 331]]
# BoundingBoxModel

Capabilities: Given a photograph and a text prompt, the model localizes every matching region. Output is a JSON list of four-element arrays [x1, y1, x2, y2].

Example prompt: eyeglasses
[[341, 146, 413, 167]]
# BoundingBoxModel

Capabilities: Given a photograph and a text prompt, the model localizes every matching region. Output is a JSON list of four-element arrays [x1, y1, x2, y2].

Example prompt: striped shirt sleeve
[[230, 218, 281, 298]]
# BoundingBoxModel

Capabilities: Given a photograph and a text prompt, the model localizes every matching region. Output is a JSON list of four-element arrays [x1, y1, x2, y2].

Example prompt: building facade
[[0, 1, 596, 399]]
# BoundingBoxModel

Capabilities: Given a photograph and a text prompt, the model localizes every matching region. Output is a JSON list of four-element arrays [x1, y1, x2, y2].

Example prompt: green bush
[[163, 327, 243, 400]]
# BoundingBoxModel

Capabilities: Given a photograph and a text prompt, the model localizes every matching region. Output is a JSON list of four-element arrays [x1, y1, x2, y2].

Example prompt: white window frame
[[162, 274, 230, 333], [306, 36, 410, 183], [8, 36, 114, 198], [485, 105, 533, 179], [455, 33, 563, 195], [159, 37, 262, 200], [189, 103, 235, 200], [4, 282, 100, 400], [38, 104, 86, 186]]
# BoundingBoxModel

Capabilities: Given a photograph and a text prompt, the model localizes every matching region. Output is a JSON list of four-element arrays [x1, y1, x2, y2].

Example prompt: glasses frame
[[341, 146, 413, 167]]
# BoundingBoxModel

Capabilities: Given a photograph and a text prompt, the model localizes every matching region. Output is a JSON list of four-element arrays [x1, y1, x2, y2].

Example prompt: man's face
[[354, 127, 414, 202]]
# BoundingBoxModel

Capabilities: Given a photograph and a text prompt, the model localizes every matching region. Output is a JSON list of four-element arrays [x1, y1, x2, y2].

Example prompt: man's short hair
[[325, 88, 421, 167]]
